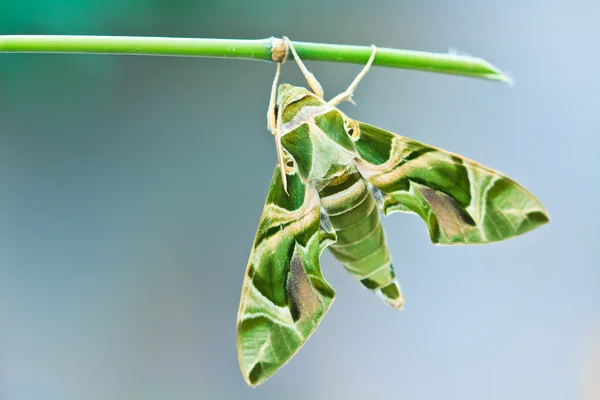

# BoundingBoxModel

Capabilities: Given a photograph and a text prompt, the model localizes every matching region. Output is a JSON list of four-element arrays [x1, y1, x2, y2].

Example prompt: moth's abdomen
[[318, 167, 404, 309]]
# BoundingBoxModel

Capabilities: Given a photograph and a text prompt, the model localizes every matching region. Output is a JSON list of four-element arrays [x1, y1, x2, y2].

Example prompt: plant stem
[[0, 35, 511, 83]]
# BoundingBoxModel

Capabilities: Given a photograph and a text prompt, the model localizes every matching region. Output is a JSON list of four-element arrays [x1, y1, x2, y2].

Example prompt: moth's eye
[[283, 151, 297, 174], [345, 120, 361, 140]]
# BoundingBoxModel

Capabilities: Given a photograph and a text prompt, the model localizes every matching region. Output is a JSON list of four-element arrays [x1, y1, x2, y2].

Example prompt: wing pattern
[[237, 166, 335, 386], [354, 122, 549, 244]]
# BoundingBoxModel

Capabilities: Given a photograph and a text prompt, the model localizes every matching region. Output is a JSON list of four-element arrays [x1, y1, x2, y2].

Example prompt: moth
[[236, 38, 548, 387]]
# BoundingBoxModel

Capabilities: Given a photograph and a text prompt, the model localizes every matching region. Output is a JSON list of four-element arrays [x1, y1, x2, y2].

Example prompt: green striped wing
[[354, 122, 549, 244], [236, 166, 335, 387]]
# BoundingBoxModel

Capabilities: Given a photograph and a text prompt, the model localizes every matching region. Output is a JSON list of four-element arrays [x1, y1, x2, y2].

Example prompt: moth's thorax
[[277, 84, 360, 183]]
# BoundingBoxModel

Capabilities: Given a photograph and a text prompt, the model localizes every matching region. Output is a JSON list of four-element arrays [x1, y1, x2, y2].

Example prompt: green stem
[[0, 35, 511, 83]]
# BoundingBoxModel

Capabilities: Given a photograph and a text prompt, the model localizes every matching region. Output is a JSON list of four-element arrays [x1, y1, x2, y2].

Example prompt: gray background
[[1, 0, 598, 399]]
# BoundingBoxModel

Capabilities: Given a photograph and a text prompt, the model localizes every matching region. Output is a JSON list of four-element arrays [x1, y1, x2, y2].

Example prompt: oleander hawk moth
[[236, 39, 549, 387]]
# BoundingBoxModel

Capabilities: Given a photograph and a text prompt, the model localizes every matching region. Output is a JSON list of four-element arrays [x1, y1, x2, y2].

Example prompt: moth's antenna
[[267, 62, 281, 137], [274, 74, 289, 193], [266, 61, 289, 194]]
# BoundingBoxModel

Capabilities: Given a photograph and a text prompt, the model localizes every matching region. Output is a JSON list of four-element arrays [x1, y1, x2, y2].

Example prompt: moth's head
[[276, 84, 314, 107], [275, 84, 359, 182], [275, 84, 327, 129]]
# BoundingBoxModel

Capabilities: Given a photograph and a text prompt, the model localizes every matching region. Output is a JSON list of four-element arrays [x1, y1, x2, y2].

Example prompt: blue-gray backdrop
[[1, 1, 598, 399]]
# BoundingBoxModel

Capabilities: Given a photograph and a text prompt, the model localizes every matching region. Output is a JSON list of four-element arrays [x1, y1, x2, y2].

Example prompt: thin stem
[[0, 35, 511, 83]]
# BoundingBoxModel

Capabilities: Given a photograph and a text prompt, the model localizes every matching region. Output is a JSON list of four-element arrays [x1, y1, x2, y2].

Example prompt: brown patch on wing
[[287, 251, 322, 318], [415, 184, 475, 240]]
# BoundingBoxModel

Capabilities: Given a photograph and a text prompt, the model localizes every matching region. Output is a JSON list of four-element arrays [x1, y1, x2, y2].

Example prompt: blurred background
[[0, 1, 598, 399]]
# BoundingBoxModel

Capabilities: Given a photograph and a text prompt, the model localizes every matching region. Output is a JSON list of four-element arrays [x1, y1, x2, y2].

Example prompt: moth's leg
[[283, 36, 324, 99], [328, 45, 377, 106]]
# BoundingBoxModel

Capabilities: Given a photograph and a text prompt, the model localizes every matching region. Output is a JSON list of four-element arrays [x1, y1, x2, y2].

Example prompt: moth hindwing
[[236, 40, 548, 386]]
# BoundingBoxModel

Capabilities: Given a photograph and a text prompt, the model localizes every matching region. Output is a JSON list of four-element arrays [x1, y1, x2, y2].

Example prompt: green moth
[[236, 38, 549, 387]]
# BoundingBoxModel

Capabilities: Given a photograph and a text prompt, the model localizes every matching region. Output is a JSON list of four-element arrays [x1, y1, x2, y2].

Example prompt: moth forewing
[[353, 122, 549, 244], [236, 167, 335, 387]]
